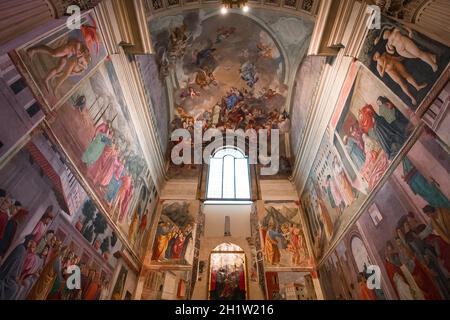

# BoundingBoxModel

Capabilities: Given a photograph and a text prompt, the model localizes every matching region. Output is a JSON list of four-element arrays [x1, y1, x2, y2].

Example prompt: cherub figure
[[215, 27, 236, 44], [373, 51, 427, 105], [176, 105, 194, 124], [195, 68, 217, 88], [260, 88, 277, 100], [257, 42, 273, 59], [179, 85, 200, 99], [189, 87, 200, 98]]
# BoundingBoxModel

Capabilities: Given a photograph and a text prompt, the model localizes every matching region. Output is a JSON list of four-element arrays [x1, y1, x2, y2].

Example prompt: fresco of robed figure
[[301, 62, 417, 261], [333, 63, 415, 191], [301, 133, 364, 260], [151, 201, 196, 265], [260, 202, 312, 269], [0, 134, 122, 300], [209, 244, 247, 300], [319, 127, 450, 300], [47, 58, 156, 259]]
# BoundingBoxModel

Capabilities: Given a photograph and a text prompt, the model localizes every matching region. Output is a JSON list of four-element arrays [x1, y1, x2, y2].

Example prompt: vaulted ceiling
[[139, 7, 316, 174]]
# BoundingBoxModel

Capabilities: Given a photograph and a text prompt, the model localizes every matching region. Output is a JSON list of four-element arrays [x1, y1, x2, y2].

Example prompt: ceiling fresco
[[148, 10, 313, 154]]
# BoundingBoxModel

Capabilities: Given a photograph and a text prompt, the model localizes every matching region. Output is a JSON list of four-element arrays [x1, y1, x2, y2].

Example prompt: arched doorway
[[350, 236, 371, 273], [208, 243, 247, 300]]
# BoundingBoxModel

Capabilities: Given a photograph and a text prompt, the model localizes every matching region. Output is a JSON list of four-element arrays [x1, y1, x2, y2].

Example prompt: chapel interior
[[0, 0, 449, 301]]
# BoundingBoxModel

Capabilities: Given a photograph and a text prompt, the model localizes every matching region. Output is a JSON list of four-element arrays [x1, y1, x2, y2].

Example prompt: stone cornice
[[111, 51, 167, 192], [145, 0, 320, 20], [95, 0, 153, 54], [291, 51, 353, 195], [96, 0, 166, 191]]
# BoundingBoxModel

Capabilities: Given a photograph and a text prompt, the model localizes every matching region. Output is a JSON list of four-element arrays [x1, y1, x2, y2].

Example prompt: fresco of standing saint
[[0, 133, 123, 300], [47, 58, 157, 259], [151, 201, 197, 265], [260, 202, 312, 270]]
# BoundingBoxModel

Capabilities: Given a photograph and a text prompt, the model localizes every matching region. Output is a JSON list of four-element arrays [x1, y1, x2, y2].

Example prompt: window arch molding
[[205, 146, 252, 201]]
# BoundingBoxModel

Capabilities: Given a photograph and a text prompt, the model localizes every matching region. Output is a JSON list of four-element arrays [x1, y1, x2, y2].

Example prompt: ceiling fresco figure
[[1, 0, 450, 303]]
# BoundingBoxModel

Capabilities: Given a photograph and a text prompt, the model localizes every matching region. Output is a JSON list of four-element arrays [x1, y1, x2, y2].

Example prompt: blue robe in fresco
[[372, 113, 407, 160], [402, 157, 450, 208], [346, 137, 366, 170], [0, 240, 29, 300], [105, 171, 124, 203], [82, 133, 111, 166]]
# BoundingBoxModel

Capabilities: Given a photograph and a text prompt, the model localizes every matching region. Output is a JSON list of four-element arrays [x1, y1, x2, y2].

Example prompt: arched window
[[212, 243, 243, 252], [206, 147, 250, 200]]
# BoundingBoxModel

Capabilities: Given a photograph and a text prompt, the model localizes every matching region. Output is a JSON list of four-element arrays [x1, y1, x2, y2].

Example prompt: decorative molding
[[145, 1, 319, 20], [343, 0, 372, 58], [326, 0, 355, 48], [95, 0, 153, 54], [95, 0, 121, 54], [112, 51, 166, 192], [307, 0, 373, 57], [291, 52, 353, 195], [47, 0, 102, 18], [368, 0, 450, 46], [307, 0, 340, 56], [134, 0, 154, 54], [114, 248, 141, 273], [96, 2, 165, 190]]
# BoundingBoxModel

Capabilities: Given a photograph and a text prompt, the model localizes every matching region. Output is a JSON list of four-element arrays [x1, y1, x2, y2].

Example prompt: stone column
[[375, 0, 450, 46], [408, 0, 450, 45]]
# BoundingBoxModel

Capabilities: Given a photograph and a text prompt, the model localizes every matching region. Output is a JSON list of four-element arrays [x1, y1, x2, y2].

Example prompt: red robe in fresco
[[359, 281, 377, 300], [171, 235, 185, 259], [384, 258, 408, 299], [0, 210, 8, 239], [239, 270, 245, 291], [410, 257, 441, 300], [359, 104, 376, 134], [99, 149, 121, 188], [425, 234, 450, 276], [117, 175, 133, 223], [210, 270, 217, 291]]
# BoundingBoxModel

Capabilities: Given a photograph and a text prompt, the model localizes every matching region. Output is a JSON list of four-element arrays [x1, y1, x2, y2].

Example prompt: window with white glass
[[206, 147, 251, 200]]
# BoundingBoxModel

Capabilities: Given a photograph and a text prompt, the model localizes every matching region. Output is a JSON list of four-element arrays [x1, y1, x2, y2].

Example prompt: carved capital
[[47, 0, 102, 18]]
